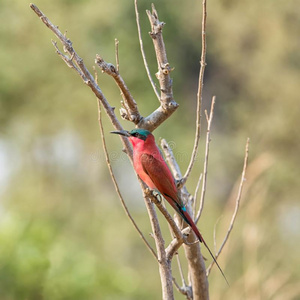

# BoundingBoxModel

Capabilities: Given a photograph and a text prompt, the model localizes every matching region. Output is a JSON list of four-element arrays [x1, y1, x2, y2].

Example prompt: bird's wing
[[140, 153, 183, 208]]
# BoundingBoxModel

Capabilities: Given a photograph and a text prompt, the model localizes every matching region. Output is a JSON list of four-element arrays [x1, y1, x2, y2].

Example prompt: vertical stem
[[183, 0, 207, 183], [143, 198, 174, 299]]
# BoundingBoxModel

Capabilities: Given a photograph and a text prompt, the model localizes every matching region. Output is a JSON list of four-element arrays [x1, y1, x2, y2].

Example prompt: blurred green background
[[1, 0, 299, 299]]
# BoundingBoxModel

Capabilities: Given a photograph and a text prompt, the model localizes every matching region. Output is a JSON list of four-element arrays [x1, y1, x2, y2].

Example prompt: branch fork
[[95, 54, 140, 123]]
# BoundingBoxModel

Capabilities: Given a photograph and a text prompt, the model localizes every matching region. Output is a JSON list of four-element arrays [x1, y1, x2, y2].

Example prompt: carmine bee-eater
[[111, 128, 228, 285]]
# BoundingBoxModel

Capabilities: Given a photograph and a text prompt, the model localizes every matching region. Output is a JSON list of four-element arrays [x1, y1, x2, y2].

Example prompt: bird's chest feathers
[[133, 143, 162, 189]]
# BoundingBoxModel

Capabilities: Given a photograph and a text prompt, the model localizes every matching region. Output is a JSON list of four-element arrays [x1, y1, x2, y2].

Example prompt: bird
[[111, 128, 229, 285]]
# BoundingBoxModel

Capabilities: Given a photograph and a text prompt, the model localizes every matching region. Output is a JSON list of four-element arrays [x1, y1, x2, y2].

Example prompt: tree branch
[[142, 194, 175, 299], [134, 0, 160, 101], [133, 4, 179, 132], [206, 138, 250, 276], [175, 254, 188, 293], [114, 38, 120, 72], [193, 173, 203, 218], [172, 276, 193, 300], [95, 55, 141, 124], [182, 0, 208, 185], [146, 4, 177, 109], [92, 3, 178, 132], [195, 96, 216, 224]]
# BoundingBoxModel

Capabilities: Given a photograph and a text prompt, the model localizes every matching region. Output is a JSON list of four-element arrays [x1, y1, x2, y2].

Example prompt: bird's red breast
[[129, 134, 180, 204]]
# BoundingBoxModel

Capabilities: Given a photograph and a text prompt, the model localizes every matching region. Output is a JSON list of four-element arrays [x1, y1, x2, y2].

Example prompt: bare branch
[[95, 55, 141, 124], [51, 40, 85, 79], [182, 0, 208, 184], [160, 139, 183, 180], [29, 3, 132, 156], [134, 0, 160, 100], [146, 4, 177, 109], [94, 2, 179, 132], [141, 192, 175, 299], [193, 173, 203, 218], [114, 38, 120, 73], [92, 3, 178, 132], [176, 254, 188, 288], [97, 100, 157, 260], [195, 96, 216, 224], [172, 277, 193, 300], [206, 138, 250, 276], [165, 226, 195, 262]]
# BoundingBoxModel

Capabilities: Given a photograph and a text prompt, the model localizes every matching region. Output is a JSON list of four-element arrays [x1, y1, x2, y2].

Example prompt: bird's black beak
[[110, 130, 130, 137]]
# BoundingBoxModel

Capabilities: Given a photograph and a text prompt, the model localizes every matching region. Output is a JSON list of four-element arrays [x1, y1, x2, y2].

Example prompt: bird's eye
[[131, 132, 138, 137]]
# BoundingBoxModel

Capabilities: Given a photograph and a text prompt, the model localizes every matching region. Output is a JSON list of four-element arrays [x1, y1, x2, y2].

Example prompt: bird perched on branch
[[111, 128, 228, 285]]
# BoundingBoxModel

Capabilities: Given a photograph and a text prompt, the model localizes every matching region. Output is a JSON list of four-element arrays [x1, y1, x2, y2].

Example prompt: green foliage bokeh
[[0, 0, 299, 299]]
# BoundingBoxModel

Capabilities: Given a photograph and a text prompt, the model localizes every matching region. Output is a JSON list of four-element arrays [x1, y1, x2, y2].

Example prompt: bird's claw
[[176, 178, 185, 189], [154, 192, 162, 203], [145, 189, 162, 203]]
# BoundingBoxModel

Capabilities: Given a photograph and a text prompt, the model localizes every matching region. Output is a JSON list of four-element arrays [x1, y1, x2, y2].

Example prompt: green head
[[111, 128, 152, 141]]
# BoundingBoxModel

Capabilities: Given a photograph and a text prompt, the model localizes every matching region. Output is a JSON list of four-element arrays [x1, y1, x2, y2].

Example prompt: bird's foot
[[176, 178, 185, 189], [153, 191, 162, 203], [145, 188, 162, 204]]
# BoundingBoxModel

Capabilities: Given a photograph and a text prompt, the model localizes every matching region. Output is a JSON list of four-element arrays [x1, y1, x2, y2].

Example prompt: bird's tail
[[180, 207, 230, 286]]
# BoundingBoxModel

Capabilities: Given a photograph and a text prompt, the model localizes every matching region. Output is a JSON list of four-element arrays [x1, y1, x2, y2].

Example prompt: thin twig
[[172, 277, 193, 299], [51, 40, 85, 78], [182, 0, 207, 185], [206, 138, 250, 276], [165, 209, 188, 286], [172, 276, 183, 293], [195, 96, 215, 224], [134, 0, 160, 101], [176, 254, 188, 288], [192, 173, 203, 218], [114, 38, 120, 72], [97, 99, 158, 260]]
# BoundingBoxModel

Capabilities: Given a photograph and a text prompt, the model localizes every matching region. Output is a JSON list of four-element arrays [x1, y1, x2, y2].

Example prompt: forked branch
[[95, 55, 141, 124]]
